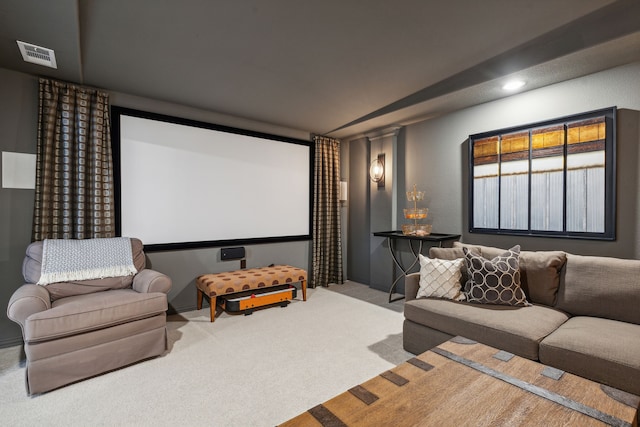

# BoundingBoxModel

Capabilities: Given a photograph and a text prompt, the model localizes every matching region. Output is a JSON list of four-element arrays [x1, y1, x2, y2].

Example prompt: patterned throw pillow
[[463, 245, 530, 306], [417, 254, 466, 301]]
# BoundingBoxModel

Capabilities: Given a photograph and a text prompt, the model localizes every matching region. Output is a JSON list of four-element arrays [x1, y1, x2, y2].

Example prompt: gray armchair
[[7, 238, 171, 394]]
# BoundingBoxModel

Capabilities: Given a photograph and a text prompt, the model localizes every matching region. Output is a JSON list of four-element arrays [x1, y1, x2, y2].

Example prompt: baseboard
[[167, 303, 201, 316], [0, 335, 24, 349]]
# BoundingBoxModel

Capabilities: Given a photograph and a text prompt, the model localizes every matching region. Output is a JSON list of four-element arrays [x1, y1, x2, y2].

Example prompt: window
[[469, 107, 616, 240]]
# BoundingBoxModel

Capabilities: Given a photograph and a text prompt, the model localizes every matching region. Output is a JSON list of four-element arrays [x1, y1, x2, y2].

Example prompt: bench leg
[[209, 296, 217, 322], [301, 279, 307, 301], [197, 288, 204, 310], [197, 289, 217, 322]]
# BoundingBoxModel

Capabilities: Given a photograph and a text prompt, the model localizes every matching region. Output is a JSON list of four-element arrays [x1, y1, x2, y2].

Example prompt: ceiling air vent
[[16, 40, 57, 69]]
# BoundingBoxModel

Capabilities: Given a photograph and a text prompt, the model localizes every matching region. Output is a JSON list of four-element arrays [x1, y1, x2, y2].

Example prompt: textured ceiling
[[1, 0, 639, 139]]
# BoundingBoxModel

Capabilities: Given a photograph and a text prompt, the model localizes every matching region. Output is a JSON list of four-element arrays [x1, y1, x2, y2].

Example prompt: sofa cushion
[[453, 242, 483, 255], [556, 254, 640, 324], [24, 314, 167, 361], [404, 298, 569, 360], [517, 251, 566, 306], [417, 255, 465, 301], [429, 246, 471, 260], [463, 246, 529, 307], [454, 242, 566, 306], [23, 289, 167, 343], [22, 238, 147, 301], [539, 317, 640, 395], [429, 246, 479, 286]]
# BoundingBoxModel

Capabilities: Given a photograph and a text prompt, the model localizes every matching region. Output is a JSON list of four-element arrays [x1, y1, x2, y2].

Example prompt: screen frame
[[111, 106, 313, 251]]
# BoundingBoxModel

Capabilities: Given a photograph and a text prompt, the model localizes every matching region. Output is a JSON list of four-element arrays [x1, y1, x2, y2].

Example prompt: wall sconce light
[[369, 153, 385, 188], [339, 181, 348, 202]]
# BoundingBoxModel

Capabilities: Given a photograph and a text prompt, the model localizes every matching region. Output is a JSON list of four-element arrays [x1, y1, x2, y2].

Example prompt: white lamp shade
[[340, 181, 348, 201]]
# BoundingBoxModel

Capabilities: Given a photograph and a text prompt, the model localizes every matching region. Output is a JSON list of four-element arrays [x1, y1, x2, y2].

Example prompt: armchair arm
[[7, 284, 51, 330], [404, 272, 420, 303], [133, 269, 172, 294]]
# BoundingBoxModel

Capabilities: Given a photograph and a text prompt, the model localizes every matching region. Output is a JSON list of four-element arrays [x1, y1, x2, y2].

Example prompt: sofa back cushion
[[429, 246, 468, 260], [556, 253, 640, 324], [453, 242, 566, 306], [429, 246, 479, 288], [22, 238, 146, 301]]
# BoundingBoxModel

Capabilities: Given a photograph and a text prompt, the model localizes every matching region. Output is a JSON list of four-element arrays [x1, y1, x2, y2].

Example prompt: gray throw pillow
[[463, 245, 530, 307]]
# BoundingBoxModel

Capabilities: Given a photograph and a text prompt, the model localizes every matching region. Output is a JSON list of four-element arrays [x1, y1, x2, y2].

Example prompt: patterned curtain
[[312, 136, 343, 287], [32, 78, 114, 241]]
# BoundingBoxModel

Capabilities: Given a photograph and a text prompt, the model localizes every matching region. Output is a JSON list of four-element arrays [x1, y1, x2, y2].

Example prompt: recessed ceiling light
[[502, 80, 525, 91]]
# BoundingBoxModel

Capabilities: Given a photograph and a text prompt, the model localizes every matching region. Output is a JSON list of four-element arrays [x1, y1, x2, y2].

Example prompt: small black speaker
[[221, 247, 245, 260]]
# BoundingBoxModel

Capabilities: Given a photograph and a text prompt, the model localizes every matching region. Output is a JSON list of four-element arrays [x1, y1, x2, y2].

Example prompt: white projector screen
[[112, 107, 312, 251]]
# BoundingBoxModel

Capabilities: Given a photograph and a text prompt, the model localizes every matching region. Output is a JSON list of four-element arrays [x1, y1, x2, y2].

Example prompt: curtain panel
[[32, 78, 114, 241], [312, 136, 343, 287]]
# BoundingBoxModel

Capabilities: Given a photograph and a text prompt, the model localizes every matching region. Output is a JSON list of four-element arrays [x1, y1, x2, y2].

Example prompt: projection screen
[[112, 107, 312, 251]]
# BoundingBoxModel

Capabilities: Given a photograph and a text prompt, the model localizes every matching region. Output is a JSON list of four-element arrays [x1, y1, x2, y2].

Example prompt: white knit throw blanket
[[37, 237, 138, 285]]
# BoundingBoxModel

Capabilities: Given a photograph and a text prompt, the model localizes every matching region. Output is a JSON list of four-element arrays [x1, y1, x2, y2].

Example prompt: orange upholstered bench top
[[196, 265, 307, 298]]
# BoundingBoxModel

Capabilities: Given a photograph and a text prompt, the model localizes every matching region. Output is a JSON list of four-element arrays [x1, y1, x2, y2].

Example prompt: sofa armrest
[[7, 284, 51, 330], [133, 269, 172, 294], [404, 272, 420, 302]]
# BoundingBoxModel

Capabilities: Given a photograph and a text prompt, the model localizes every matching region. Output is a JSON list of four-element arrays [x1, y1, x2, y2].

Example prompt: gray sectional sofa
[[403, 242, 640, 396]]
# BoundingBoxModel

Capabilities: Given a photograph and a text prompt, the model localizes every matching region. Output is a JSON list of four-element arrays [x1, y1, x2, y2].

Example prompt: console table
[[373, 231, 461, 302]]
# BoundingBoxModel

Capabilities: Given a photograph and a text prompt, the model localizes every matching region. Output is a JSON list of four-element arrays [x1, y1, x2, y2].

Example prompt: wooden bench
[[196, 265, 307, 322]]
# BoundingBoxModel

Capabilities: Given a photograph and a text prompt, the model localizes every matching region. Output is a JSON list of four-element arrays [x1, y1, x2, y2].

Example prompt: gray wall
[[401, 61, 640, 258], [0, 68, 38, 346], [346, 137, 370, 284], [346, 128, 406, 293], [0, 68, 310, 347], [346, 61, 640, 294], [368, 128, 400, 292]]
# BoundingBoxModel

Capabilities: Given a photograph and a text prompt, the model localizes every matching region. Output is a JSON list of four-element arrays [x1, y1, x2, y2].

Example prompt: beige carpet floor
[[0, 283, 412, 426]]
